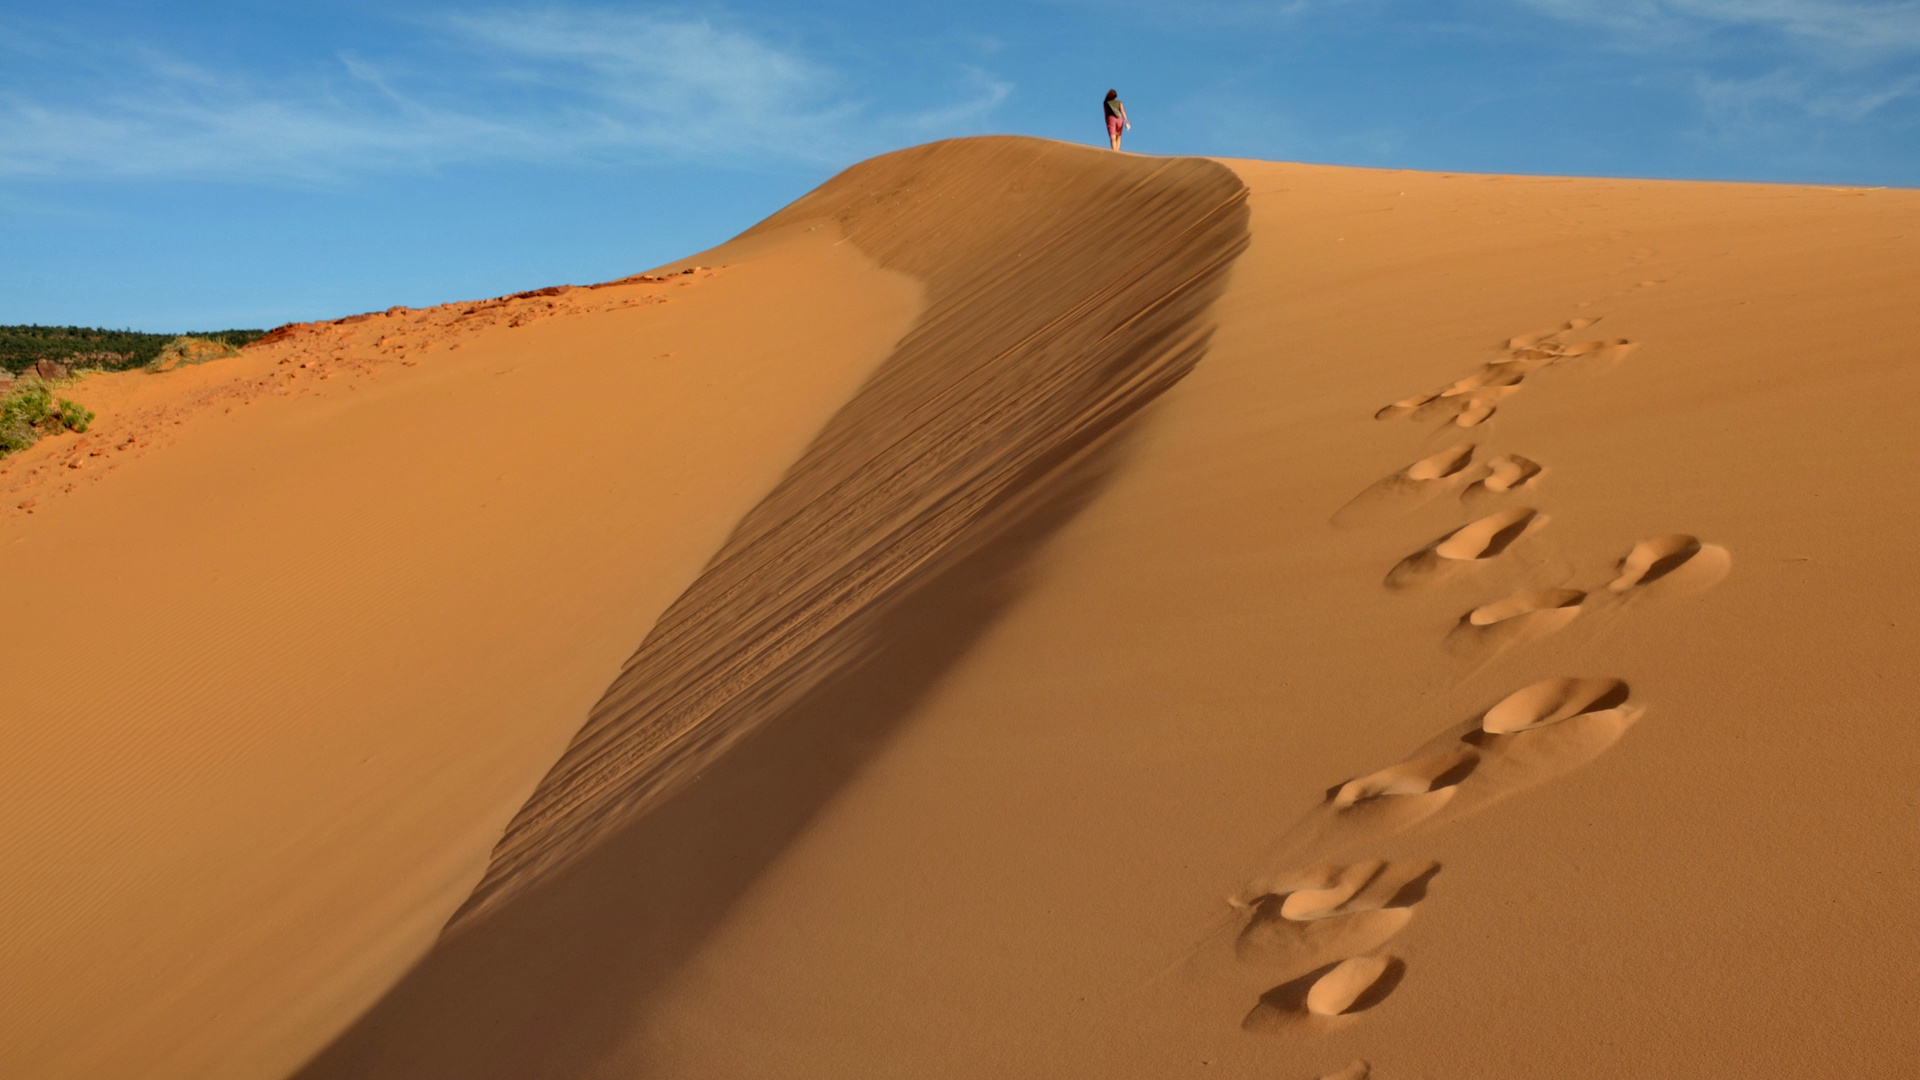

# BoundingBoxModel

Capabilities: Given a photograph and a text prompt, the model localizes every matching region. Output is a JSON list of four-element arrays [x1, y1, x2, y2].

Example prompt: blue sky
[[3, 1, 1916, 330]]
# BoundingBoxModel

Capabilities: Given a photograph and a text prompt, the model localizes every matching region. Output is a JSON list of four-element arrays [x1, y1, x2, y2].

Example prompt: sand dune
[[451, 139, 1249, 930], [3, 137, 1916, 1079], [0, 213, 919, 1080]]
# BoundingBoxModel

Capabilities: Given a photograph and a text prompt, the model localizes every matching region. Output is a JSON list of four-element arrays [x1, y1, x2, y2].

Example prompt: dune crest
[[0, 157, 921, 1080], [8, 137, 1918, 1080], [449, 138, 1251, 929]]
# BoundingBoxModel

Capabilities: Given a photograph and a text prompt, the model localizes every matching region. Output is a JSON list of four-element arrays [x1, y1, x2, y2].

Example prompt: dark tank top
[[1105, 97, 1124, 118]]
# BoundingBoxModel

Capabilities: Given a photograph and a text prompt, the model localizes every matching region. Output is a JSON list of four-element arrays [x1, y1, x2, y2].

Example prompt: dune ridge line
[[447, 137, 1251, 930]]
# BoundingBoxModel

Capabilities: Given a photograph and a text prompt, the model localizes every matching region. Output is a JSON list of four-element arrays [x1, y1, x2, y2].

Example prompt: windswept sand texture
[[0, 213, 921, 1079], [448, 139, 1251, 929], [4, 138, 1917, 1080]]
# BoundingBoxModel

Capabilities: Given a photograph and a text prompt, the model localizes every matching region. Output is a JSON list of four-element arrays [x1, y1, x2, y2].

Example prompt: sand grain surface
[[0, 224, 919, 1080], [4, 138, 1915, 1080]]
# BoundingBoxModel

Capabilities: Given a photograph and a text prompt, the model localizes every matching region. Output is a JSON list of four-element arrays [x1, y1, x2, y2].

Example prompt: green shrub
[[147, 335, 242, 373], [1, 324, 265, 375], [0, 378, 94, 458]]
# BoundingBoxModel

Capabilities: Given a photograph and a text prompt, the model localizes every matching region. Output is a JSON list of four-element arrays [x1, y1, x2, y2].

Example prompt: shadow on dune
[[292, 429, 1140, 1080], [295, 136, 1249, 1078], [455, 138, 1250, 930]]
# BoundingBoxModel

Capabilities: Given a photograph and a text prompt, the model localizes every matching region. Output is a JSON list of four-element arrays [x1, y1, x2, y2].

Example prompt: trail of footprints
[[1370, 318, 1634, 429], [1226, 316, 1731, 1065]]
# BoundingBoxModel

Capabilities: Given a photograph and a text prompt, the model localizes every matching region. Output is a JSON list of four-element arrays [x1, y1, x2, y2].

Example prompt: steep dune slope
[[0, 208, 921, 1080], [6, 137, 1913, 1080], [451, 138, 1250, 929], [299, 136, 1251, 1078], [311, 156, 1914, 1079], [1, 136, 1252, 1080]]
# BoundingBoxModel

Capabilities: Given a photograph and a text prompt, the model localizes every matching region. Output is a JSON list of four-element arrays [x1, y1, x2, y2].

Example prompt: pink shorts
[[1106, 115, 1124, 138]]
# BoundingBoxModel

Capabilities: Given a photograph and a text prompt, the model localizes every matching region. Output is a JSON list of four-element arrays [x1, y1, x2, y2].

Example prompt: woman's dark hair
[[1105, 89, 1117, 100]]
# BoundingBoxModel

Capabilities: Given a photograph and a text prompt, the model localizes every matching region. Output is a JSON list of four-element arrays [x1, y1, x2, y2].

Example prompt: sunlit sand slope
[[0, 206, 920, 1079], [8, 134, 1915, 1080], [306, 157, 1915, 1079], [451, 138, 1250, 928]]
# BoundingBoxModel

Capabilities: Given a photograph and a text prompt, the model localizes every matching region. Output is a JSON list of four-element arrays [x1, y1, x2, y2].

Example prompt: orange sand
[[0, 227, 919, 1080], [3, 138, 1915, 1080]]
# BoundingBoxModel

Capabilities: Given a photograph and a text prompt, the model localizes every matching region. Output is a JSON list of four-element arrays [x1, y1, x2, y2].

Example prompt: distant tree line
[[0, 325, 267, 375]]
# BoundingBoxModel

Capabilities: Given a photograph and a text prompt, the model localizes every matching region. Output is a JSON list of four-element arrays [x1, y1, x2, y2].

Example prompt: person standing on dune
[[1104, 89, 1130, 150]]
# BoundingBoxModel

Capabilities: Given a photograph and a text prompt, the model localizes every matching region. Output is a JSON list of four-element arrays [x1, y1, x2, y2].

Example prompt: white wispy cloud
[[435, 10, 858, 160], [1512, 0, 1920, 55], [900, 67, 1014, 130], [0, 8, 1013, 183], [1672, 65, 1917, 169], [1695, 66, 1920, 117], [1510, 0, 1920, 146], [0, 54, 523, 181]]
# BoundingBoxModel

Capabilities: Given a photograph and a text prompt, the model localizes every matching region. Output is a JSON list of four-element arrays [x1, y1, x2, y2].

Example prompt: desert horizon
[[3, 134, 1916, 1080]]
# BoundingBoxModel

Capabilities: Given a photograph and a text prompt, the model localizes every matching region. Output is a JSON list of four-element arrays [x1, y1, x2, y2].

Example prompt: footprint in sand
[[1384, 508, 1542, 589], [1331, 443, 1476, 527], [1458, 690, 1645, 805], [1555, 338, 1638, 367], [1460, 453, 1543, 500], [1315, 1061, 1373, 1080], [1286, 680, 1641, 853], [1405, 443, 1477, 484], [1307, 955, 1402, 1016], [1312, 747, 1481, 839], [1448, 391, 1505, 428], [1506, 318, 1633, 361], [1219, 680, 1647, 1035], [1234, 860, 1440, 972], [1267, 860, 1438, 921], [1373, 364, 1526, 422], [1503, 336, 1635, 375], [1438, 366, 1527, 397], [1480, 676, 1629, 733], [1243, 955, 1407, 1031], [1332, 750, 1480, 808], [1372, 392, 1437, 422], [1374, 316, 1630, 427], [1445, 587, 1585, 654], [1374, 385, 1515, 427], [1507, 317, 1600, 350], [1421, 678, 1645, 817], [1608, 534, 1732, 597]]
